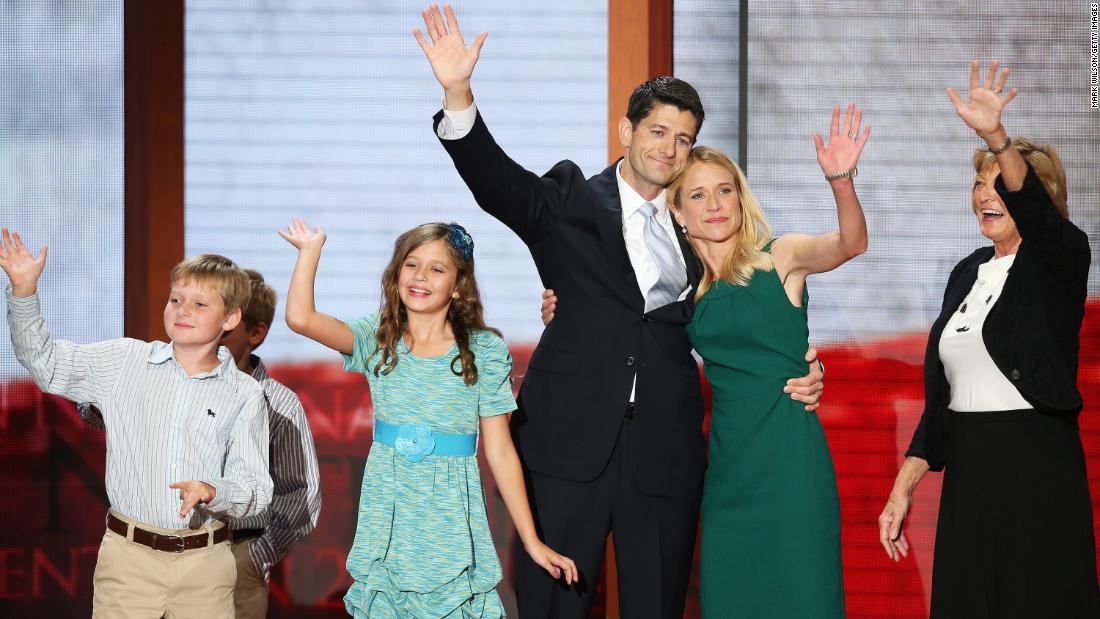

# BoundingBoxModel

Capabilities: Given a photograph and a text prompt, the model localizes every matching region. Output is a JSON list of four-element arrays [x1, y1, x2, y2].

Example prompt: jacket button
[[626, 356, 636, 366], [1010, 369, 1021, 380]]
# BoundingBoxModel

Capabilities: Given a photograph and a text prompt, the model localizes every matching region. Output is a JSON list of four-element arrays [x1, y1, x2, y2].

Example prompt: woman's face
[[972, 164, 1020, 245], [672, 161, 743, 244]]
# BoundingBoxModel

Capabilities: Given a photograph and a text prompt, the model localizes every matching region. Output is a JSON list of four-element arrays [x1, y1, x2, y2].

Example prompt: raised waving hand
[[947, 59, 1017, 137], [0, 228, 47, 297], [813, 103, 870, 178], [278, 217, 327, 252], [413, 3, 486, 107]]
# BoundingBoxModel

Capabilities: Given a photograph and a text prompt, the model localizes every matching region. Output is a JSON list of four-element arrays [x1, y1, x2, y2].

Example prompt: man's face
[[619, 103, 698, 195]]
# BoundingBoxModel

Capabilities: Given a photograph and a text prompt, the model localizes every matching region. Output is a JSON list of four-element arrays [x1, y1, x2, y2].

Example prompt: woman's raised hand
[[814, 103, 870, 178], [278, 218, 327, 252], [947, 59, 1017, 137], [413, 4, 487, 94]]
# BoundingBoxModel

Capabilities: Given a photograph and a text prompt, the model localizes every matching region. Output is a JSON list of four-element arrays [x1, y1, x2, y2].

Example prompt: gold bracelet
[[986, 136, 1012, 155]]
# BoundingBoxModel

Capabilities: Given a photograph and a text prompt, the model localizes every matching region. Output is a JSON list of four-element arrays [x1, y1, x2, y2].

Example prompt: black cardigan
[[906, 163, 1091, 471]]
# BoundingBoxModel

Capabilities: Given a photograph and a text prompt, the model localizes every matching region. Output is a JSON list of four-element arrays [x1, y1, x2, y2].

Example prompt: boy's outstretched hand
[[525, 539, 579, 586], [0, 228, 47, 297], [168, 480, 217, 519], [278, 218, 327, 252]]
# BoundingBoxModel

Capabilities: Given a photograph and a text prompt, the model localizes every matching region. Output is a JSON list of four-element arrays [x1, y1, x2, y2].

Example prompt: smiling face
[[163, 279, 241, 347], [618, 104, 698, 197], [972, 163, 1021, 245], [671, 161, 744, 244], [397, 238, 460, 317]]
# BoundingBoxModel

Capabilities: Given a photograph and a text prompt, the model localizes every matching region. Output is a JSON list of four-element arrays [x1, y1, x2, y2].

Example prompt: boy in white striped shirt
[[1, 228, 273, 619]]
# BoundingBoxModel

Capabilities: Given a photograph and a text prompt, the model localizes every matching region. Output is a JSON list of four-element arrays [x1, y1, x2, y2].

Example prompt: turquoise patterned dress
[[341, 313, 516, 618]]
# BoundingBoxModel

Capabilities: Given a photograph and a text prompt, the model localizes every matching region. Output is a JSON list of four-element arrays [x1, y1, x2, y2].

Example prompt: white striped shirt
[[6, 289, 273, 529], [230, 356, 322, 575]]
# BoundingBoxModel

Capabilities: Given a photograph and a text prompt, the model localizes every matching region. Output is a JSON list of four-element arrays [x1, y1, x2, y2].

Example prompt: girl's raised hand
[[814, 103, 870, 178], [526, 540, 578, 586], [0, 228, 47, 295], [947, 59, 1017, 137], [278, 218, 327, 252]]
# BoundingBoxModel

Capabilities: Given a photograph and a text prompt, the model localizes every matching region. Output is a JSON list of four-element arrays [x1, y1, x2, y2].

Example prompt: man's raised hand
[[0, 228, 47, 297], [413, 3, 486, 109]]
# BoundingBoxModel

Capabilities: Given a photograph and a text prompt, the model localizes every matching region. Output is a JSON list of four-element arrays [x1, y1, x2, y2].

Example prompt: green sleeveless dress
[[686, 250, 844, 618]]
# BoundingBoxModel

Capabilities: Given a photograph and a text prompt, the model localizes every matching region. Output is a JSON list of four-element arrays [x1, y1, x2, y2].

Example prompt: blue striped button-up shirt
[[6, 289, 273, 529], [230, 356, 322, 575]]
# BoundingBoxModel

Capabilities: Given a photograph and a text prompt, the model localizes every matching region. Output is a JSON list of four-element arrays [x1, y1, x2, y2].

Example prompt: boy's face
[[163, 279, 241, 348], [221, 320, 269, 366]]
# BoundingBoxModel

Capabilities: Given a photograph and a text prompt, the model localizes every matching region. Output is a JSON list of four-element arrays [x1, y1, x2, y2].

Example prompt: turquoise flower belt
[[374, 418, 477, 462]]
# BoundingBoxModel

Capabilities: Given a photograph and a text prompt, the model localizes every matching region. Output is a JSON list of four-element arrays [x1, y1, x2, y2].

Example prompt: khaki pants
[[231, 537, 270, 619], [92, 511, 235, 619]]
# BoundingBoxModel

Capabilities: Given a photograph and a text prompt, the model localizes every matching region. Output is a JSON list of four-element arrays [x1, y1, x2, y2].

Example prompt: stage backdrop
[[2, 1, 1099, 618]]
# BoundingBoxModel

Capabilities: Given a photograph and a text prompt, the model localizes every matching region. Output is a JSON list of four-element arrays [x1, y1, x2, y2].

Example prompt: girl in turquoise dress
[[279, 219, 576, 617], [666, 105, 870, 617]]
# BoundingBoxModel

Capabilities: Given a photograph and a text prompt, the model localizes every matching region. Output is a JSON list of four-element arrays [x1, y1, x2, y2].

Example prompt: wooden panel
[[608, 0, 673, 164], [606, 2, 673, 615], [124, 0, 184, 342]]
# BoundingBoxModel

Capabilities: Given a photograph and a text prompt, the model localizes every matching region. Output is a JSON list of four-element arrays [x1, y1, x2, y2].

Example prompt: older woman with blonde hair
[[666, 104, 870, 617], [878, 61, 1099, 618]]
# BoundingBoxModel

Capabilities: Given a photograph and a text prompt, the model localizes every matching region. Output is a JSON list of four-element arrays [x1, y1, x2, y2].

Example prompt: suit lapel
[[590, 161, 644, 309]]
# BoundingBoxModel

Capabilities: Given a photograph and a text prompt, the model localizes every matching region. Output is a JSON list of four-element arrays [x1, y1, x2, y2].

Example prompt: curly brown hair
[[372, 223, 499, 386]]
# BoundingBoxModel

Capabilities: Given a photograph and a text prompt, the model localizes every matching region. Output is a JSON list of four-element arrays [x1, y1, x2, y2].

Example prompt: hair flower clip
[[447, 223, 474, 261]]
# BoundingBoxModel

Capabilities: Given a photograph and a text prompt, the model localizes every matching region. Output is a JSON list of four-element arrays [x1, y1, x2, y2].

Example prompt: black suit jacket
[[435, 110, 707, 499], [906, 163, 1091, 471]]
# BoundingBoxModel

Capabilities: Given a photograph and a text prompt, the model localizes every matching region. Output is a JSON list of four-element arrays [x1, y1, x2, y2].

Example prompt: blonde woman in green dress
[[666, 104, 870, 618], [279, 219, 577, 617]]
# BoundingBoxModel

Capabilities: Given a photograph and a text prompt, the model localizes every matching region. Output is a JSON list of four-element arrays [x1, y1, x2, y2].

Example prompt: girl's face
[[397, 238, 460, 316]]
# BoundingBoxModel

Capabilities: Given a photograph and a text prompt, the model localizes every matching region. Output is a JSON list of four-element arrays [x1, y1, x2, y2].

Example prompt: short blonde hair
[[668, 146, 774, 300], [973, 137, 1069, 218], [169, 254, 251, 312], [241, 268, 277, 328]]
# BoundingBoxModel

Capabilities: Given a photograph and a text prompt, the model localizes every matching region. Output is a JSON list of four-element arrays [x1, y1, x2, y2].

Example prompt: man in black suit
[[415, 5, 824, 617]]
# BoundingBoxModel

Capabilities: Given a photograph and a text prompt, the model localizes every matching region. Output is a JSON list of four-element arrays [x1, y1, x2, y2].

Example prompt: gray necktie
[[639, 201, 687, 312]]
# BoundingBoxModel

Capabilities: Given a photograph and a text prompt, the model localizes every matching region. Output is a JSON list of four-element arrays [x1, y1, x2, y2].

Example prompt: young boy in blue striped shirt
[[1, 228, 272, 618]]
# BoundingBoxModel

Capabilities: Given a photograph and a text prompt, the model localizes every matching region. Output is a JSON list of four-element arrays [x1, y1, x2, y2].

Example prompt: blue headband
[[447, 223, 474, 261]]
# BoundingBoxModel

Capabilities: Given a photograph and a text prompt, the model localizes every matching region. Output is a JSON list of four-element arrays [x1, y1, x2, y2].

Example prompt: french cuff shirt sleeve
[[436, 102, 478, 140]]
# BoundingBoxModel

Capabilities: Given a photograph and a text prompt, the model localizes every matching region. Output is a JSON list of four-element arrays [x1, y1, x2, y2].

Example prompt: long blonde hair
[[373, 223, 498, 386], [668, 146, 774, 300], [972, 137, 1069, 218]]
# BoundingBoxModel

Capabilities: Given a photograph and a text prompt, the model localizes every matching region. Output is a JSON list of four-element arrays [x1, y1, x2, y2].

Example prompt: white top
[[439, 103, 690, 402], [939, 254, 1032, 412]]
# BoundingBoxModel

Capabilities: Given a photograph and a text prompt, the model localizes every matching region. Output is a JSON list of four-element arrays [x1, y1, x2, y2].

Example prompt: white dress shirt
[[939, 254, 1032, 412]]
